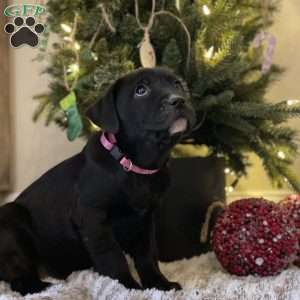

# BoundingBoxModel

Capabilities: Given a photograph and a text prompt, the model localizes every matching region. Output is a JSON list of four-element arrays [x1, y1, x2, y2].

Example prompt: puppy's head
[[87, 68, 196, 142]]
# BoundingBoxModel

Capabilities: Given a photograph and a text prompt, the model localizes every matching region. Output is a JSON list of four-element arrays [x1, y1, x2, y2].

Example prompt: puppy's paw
[[165, 281, 182, 291], [121, 277, 142, 290], [143, 279, 182, 291], [11, 280, 51, 296], [157, 281, 182, 291]]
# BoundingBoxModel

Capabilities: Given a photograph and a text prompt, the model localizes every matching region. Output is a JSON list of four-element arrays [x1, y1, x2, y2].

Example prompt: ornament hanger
[[134, 0, 191, 72]]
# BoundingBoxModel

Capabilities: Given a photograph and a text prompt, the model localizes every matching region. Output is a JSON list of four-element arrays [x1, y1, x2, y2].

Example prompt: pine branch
[[209, 113, 256, 134], [249, 139, 300, 192], [194, 90, 234, 110], [221, 102, 300, 120], [35, 0, 299, 190]]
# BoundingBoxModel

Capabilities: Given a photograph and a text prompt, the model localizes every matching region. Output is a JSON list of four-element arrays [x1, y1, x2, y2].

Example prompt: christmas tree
[[34, 0, 300, 191]]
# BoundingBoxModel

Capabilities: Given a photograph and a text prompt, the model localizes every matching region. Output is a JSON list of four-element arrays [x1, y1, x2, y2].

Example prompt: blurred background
[[0, 0, 300, 203]]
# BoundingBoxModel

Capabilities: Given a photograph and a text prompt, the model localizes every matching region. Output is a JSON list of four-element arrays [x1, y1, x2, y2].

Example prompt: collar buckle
[[100, 132, 159, 175], [110, 145, 124, 161], [123, 159, 133, 172]]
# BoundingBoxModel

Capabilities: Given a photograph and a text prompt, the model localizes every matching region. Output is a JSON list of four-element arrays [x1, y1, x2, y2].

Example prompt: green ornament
[[59, 91, 83, 141]]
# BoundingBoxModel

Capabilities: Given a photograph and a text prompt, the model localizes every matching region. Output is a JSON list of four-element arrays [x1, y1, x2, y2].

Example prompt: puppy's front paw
[[143, 279, 182, 291], [166, 281, 182, 291], [158, 281, 182, 291], [121, 277, 142, 290]]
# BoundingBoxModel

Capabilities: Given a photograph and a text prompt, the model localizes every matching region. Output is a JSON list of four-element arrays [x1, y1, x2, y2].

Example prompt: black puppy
[[0, 68, 196, 295]]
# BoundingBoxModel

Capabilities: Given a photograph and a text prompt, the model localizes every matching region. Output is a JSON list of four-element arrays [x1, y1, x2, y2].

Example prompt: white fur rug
[[1, 252, 300, 300]]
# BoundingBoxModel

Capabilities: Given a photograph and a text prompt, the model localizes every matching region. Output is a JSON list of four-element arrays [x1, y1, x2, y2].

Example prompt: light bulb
[[61, 23, 72, 33], [277, 151, 286, 160], [224, 168, 231, 174], [202, 5, 211, 15], [63, 36, 73, 42], [74, 42, 81, 50], [204, 46, 214, 60], [91, 52, 98, 61], [225, 186, 234, 193], [68, 63, 80, 74], [287, 99, 300, 106]]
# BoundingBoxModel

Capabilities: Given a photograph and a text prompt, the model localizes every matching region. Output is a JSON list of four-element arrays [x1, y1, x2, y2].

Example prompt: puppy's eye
[[135, 84, 149, 97], [174, 80, 183, 90]]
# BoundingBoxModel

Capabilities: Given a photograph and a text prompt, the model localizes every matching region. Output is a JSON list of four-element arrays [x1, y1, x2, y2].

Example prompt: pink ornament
[[253, 31, 277, 74], [212, 198, 298, 276]]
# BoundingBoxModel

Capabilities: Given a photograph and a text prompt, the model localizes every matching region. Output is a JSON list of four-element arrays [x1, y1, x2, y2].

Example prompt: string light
[[225, 186, 234, 193], [62, 29, 80, 51], [68, 63, 80, 74], [277, 151, 286, 160], [63, 36, 73, 42], [287, 99, 300, 106], [61, 23, 72, 33], [91, 52, 98, 61], [74, 42, 81, 50], [204, 46, 214, 60], [224, 168, 231, 174], [202, 5, 211, 15]]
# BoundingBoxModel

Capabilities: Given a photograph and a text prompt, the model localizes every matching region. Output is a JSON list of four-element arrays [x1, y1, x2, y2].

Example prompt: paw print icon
[[4, 16, 45, 48]]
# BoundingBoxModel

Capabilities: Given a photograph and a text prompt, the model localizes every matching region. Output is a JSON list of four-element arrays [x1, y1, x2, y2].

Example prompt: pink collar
[[100, 132, 159, 175]]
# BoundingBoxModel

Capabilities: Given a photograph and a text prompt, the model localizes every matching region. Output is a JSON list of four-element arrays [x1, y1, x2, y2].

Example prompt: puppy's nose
[[165, 95, 185, 107]]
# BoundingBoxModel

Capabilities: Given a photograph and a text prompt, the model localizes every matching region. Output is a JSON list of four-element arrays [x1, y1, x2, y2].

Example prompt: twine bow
[[134, 0, 191, 72]]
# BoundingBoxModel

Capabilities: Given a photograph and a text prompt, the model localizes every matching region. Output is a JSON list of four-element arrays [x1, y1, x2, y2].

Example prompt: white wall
[[3, 46, 84, 201], [232, 0, 300, 201]]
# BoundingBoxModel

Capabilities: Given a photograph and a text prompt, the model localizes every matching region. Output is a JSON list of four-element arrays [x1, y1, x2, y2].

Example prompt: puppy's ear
[[86, 82, 120, 134]]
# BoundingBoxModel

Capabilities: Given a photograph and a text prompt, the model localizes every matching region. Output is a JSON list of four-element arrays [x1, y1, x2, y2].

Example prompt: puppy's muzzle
[[163, 94, 186, 108]]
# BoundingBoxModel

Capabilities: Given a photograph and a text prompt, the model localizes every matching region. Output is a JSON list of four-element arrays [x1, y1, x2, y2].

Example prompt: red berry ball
[[280, 194, 300, 266], [212, 198, 298, 276]]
